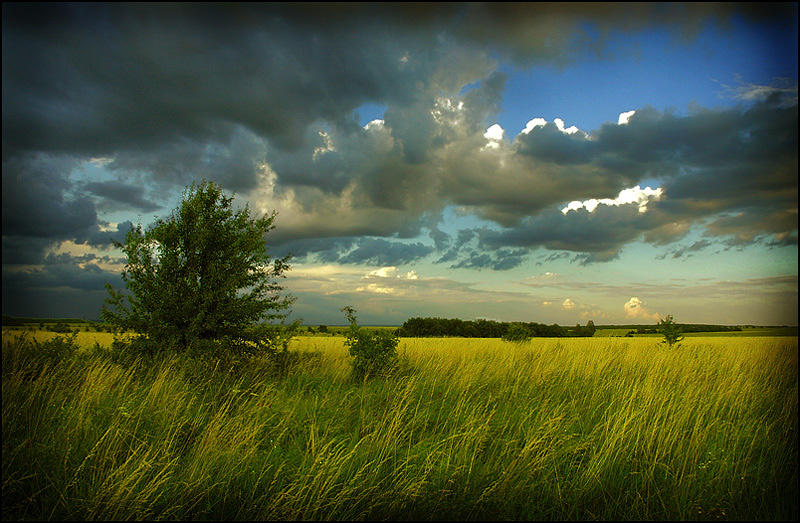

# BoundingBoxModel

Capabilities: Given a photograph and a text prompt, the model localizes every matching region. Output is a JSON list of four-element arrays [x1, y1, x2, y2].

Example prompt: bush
[[49, 321, 72, 333], [36, 332, 80, 361], [2, 333, 80, 380], [341, 306, 399, 380]]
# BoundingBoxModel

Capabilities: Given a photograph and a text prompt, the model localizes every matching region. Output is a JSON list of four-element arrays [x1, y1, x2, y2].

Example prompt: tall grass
[[3, 333, 797, 520]]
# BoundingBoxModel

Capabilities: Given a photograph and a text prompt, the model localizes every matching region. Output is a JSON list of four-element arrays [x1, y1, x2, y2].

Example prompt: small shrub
[[36, 332, 80, 360], [49, 321, 71, 333], [2, 333, 80, 379], [341, 306, 399, 380]]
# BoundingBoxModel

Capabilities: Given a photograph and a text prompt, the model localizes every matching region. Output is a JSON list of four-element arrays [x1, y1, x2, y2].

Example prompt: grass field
[[1, 328, 125, 348], [2, 331, 797, 520], [593, 327, 798, 338]]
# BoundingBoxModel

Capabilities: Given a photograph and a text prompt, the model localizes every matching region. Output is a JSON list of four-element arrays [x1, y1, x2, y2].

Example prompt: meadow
[[2, 330, 797, 520]]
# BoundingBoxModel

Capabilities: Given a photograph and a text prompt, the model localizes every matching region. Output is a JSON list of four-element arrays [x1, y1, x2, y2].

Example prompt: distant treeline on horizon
[[3, 315, 792, 336], [396, 317, 592, 338], [2, 316, 94, 325]]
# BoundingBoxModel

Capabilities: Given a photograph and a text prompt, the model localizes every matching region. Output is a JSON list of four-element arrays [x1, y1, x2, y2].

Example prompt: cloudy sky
[[3, 3, 797, 325]]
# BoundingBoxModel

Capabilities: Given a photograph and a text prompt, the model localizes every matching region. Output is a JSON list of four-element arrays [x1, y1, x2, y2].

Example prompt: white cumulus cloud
[[520, 117, 582, 136], [561, 185, 663, 215], [363, 119, 385, 130], [554, 118, 580, 135], [483, 123, 505, 149], [366, 266, 419, 280], [368, 266, 397, 278], [623, 296, 660, 321], [356, 283, 397, 295], [618, 110, 636, 125], [521, 117, 548, 134], [562, 298, 576, 310]]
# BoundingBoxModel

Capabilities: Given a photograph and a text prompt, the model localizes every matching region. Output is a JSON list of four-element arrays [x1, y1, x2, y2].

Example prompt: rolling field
[[1, 327, 126, 348], [2, 332, 797, 520]]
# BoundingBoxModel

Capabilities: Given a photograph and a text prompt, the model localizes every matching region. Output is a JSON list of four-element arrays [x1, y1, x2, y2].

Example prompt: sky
[[2, 3, 798, 326]]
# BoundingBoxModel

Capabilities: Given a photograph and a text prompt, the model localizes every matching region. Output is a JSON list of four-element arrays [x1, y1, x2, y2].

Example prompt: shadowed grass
[[2, 333, 797, 520]]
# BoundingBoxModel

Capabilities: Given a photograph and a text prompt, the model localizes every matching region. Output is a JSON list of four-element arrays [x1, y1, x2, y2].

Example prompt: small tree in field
[[658, 314, 684, 348], [341, 306, 399, 380], [103, 180, 294, 354]]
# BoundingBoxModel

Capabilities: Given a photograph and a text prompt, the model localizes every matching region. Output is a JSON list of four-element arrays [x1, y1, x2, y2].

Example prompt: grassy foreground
[[2, 333, 797, 520]]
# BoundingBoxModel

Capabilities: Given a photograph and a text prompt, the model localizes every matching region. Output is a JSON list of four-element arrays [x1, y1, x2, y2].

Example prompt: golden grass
[[2, 332, 797, 520], [2, 327, 132, 349]]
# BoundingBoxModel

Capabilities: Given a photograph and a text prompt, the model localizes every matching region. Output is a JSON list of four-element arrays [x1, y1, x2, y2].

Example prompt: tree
[[657, 314, 684, 349], [103, 181, 294, 353]]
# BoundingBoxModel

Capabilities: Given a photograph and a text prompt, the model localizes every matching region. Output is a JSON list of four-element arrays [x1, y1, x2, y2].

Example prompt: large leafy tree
[[103, 181, 293, 352]]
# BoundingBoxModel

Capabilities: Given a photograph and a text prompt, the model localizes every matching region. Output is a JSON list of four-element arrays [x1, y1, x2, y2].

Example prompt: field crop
[[2, 332, 797, 520], [1, 327, 126, 349]]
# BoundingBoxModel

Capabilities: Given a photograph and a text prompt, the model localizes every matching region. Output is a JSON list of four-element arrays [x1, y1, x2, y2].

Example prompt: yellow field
[[3, 328, 796, 519], [1, 327, 132, 348]]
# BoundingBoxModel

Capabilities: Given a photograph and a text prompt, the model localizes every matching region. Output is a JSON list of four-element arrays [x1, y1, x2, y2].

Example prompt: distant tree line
[[2, 316, 93, 326], [635, 323, 742, 334], [396, 317, 596, 338]]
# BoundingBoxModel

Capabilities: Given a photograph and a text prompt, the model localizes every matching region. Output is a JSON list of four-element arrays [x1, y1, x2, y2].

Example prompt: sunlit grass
[[1, 327, 133, 349], [3, 333, 797, 520]]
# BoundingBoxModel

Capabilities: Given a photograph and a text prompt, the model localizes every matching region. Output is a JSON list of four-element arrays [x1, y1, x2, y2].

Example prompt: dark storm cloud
[[270, 237, 356, 262], [446, 3, 796, 66], [512, 101, 797, 200], [1, 154, 95, 239], [84, 181, 160, 213], [105, 125, 270, 194], [436, 229, 476, 264], [449, 247, 529, 271], [337, 238, 434, 266], [656, 240, 714, 260], [2, 3, 443, 159], [3, 3, 783, 162], [272, 236, 433, 267], [462, 98, 797, 261], [2, 253, 122, 293], [534, 251, 572, 266], [477, 204, 663, 256], [79, 221, 135, 249], [514, 123, 594, 165], [1, 261, 123, 320], [1, 236, 56, 265]]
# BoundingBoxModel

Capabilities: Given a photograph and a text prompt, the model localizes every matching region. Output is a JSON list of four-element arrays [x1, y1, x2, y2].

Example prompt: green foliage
[[658, 314, 685, 348], [102, 181, 294, 354], [1, 333, 80, 380], [502, 322, 531, 343], [398, 316, 565, 337], [342, 306, 399, 380], [49, 321, 72, 333], [571, 320, 596, 337]]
